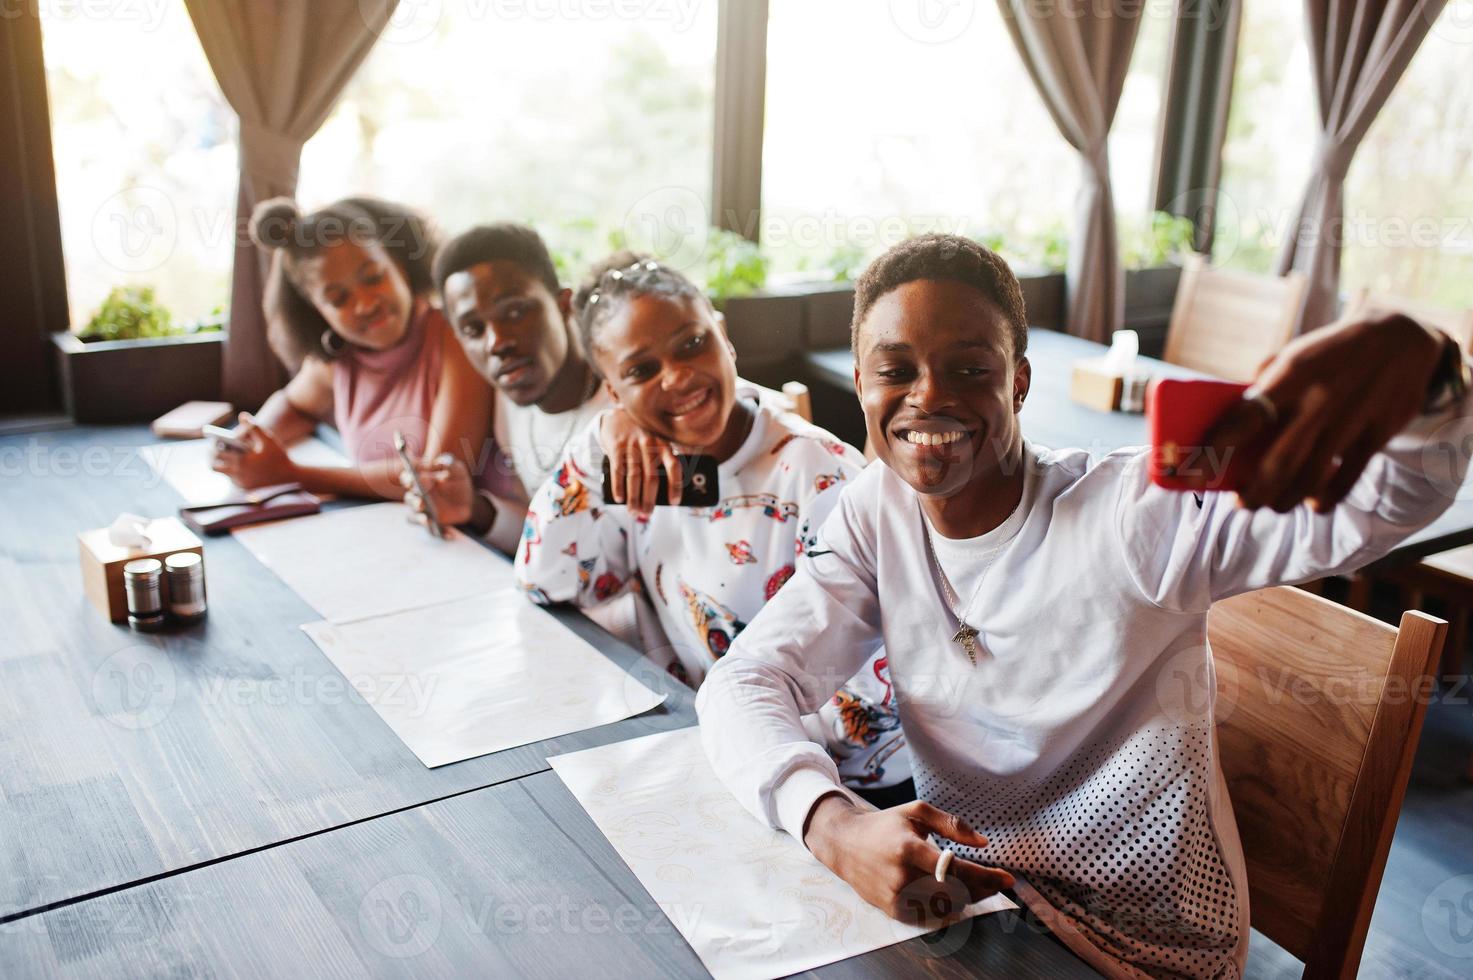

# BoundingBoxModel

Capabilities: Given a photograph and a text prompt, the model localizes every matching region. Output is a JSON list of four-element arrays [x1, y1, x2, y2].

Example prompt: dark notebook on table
[[180, 483, 321, 535]]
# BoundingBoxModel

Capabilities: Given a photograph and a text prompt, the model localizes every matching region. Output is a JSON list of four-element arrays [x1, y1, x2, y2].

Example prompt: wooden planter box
[[52, 331, 224, 424], [1123, 264, 1183, 358]]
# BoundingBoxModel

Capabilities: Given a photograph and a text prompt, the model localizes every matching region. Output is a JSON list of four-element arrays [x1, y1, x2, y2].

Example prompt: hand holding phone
[[602, 453, 720, 508], [1147, 379, 1262, 491], [202, 423, 250, 454]]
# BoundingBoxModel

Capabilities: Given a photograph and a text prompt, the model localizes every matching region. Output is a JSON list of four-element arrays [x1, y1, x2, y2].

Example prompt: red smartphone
[[1146, 378, 1260, 491]]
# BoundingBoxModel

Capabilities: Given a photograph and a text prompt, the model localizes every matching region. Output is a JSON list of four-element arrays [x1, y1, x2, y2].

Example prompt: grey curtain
[[1153, 0, 1244, 255], [184, 0, 399, 410], [997, 0, 1144, 342], [1276, 0, 1448, 331]]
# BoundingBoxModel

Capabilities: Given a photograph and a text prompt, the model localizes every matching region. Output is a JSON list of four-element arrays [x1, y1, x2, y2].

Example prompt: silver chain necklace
[[921, 509, 1001, 666], [528, 363, 600, 473]]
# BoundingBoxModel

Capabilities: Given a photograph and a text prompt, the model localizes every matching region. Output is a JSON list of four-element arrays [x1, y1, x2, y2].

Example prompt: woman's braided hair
[[571, 251, 708, 374]]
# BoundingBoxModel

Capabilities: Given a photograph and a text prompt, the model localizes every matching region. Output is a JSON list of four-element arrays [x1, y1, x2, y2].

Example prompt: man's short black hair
[[851, 234, 1028, 358], [433, 222, 561, 300]]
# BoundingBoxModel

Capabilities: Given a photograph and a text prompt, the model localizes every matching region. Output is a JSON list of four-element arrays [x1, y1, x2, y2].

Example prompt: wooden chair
[[1163, 254, 1308, 382], [1209, 586, 1445, 978], [752, 380, 813, 422]]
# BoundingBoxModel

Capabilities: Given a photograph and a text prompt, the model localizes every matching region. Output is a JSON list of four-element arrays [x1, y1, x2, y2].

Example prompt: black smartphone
[[602, 453, 721, 507]]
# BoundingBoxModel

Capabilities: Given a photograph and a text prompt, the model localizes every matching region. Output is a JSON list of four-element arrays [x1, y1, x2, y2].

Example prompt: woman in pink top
[[212, 197, 493, 500]]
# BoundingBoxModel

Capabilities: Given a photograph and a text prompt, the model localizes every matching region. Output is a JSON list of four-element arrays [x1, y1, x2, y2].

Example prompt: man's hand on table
[[802, 792, 1013, 927]]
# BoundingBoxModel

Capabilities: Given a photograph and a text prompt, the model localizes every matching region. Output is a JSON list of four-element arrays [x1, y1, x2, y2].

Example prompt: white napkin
[[1102, 329, 1139, 375], [107, 513, 153, 548]]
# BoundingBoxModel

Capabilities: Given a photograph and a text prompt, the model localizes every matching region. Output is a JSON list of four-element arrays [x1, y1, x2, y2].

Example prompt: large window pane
[[42, 2, 238, 330], [1212, 0, 1316, 274], [298, 1, 717, 281], [1111, 0, 1173, 229], [761, 0, 1072, 280], [1342, 0, 1473, 309], [761, 0, 1171, 282]]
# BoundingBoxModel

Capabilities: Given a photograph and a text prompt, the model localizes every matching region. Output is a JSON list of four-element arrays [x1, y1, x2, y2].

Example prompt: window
[[760, 0, 1073, 281], [1111, 0, 1174, 240], [1341, 0, 1473, 309], [1212, 0, 1317, 274], [297, 1, 717, 284], [760, 0, 1172, 283], [42, 2, 239, 330]]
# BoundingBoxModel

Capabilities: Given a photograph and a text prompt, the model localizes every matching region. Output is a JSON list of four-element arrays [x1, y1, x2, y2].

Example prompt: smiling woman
[[515, 249, 913, 798], [573, 253, 751, 463], [203, 196, 494, 503]]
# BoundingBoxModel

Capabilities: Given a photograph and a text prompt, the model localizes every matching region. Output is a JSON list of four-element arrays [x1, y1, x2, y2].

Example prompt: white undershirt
[[495, 387, 611, 498], [922, 462, 1036, 622]]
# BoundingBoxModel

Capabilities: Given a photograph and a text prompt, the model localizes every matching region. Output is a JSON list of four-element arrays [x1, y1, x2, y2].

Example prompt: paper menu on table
[[233, 502, 513, 624], [550, 727, 1015, 980], [142, 436, 348, 506], [302, 590, 666, 768]]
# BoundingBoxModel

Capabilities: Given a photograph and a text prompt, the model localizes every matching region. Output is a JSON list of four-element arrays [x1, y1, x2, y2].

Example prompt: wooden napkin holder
[[1070, 358, 1124, 412], [78, 516, 203, 622]]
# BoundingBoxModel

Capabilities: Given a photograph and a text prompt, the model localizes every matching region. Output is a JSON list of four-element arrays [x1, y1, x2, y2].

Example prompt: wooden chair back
[[1208, 587, 1444, 979], [1163, 254, 1308, 382], [1345, 290, 1473, 352], [752, 380, 813, 422]]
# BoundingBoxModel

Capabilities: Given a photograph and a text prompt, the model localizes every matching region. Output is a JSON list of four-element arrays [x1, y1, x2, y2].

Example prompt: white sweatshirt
[[517, 385, 910, 790], [478, 386, 613, 555], [695, 402, 1473, 979]]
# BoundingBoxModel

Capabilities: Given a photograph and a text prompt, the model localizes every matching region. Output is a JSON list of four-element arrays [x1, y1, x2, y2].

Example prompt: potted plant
[[1121, 212, 1195, 356], [52, 285, 225, 423]]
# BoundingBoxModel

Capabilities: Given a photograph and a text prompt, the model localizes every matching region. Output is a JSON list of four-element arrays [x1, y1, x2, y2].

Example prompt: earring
[[321, 329, 347, 357]]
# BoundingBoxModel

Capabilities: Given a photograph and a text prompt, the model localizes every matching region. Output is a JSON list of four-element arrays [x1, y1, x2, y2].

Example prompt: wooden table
[[805, 328, 1473, 571], [0, 425, 1098, 977]]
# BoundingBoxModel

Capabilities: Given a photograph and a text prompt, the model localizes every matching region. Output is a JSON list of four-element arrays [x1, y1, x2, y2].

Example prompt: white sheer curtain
[[1276, 0, 1449, 331], [996, 0, 1143, 342], [184, 0, 399, 409]]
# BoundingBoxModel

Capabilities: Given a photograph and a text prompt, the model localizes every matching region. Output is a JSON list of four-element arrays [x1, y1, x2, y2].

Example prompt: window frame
[[1, 9, 67, 416]]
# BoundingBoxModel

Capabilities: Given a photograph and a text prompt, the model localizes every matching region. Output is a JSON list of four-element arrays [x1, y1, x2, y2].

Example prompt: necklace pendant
[[952, 623, 979, 666]]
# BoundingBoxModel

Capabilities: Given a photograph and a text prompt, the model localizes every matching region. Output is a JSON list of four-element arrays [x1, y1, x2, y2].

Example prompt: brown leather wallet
[[179, 483, 321, 535]]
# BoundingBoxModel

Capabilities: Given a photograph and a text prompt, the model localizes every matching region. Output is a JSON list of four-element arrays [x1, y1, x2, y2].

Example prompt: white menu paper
[[142, 436, 348, 506], [302, 590, 666, 767], [551, 727, 1015, 980], [233, 502, 514, 624]]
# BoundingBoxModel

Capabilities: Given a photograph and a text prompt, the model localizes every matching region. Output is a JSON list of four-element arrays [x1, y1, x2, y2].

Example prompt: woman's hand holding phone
[[599, 407, 684, 518], [209, 412, 299, 489]]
